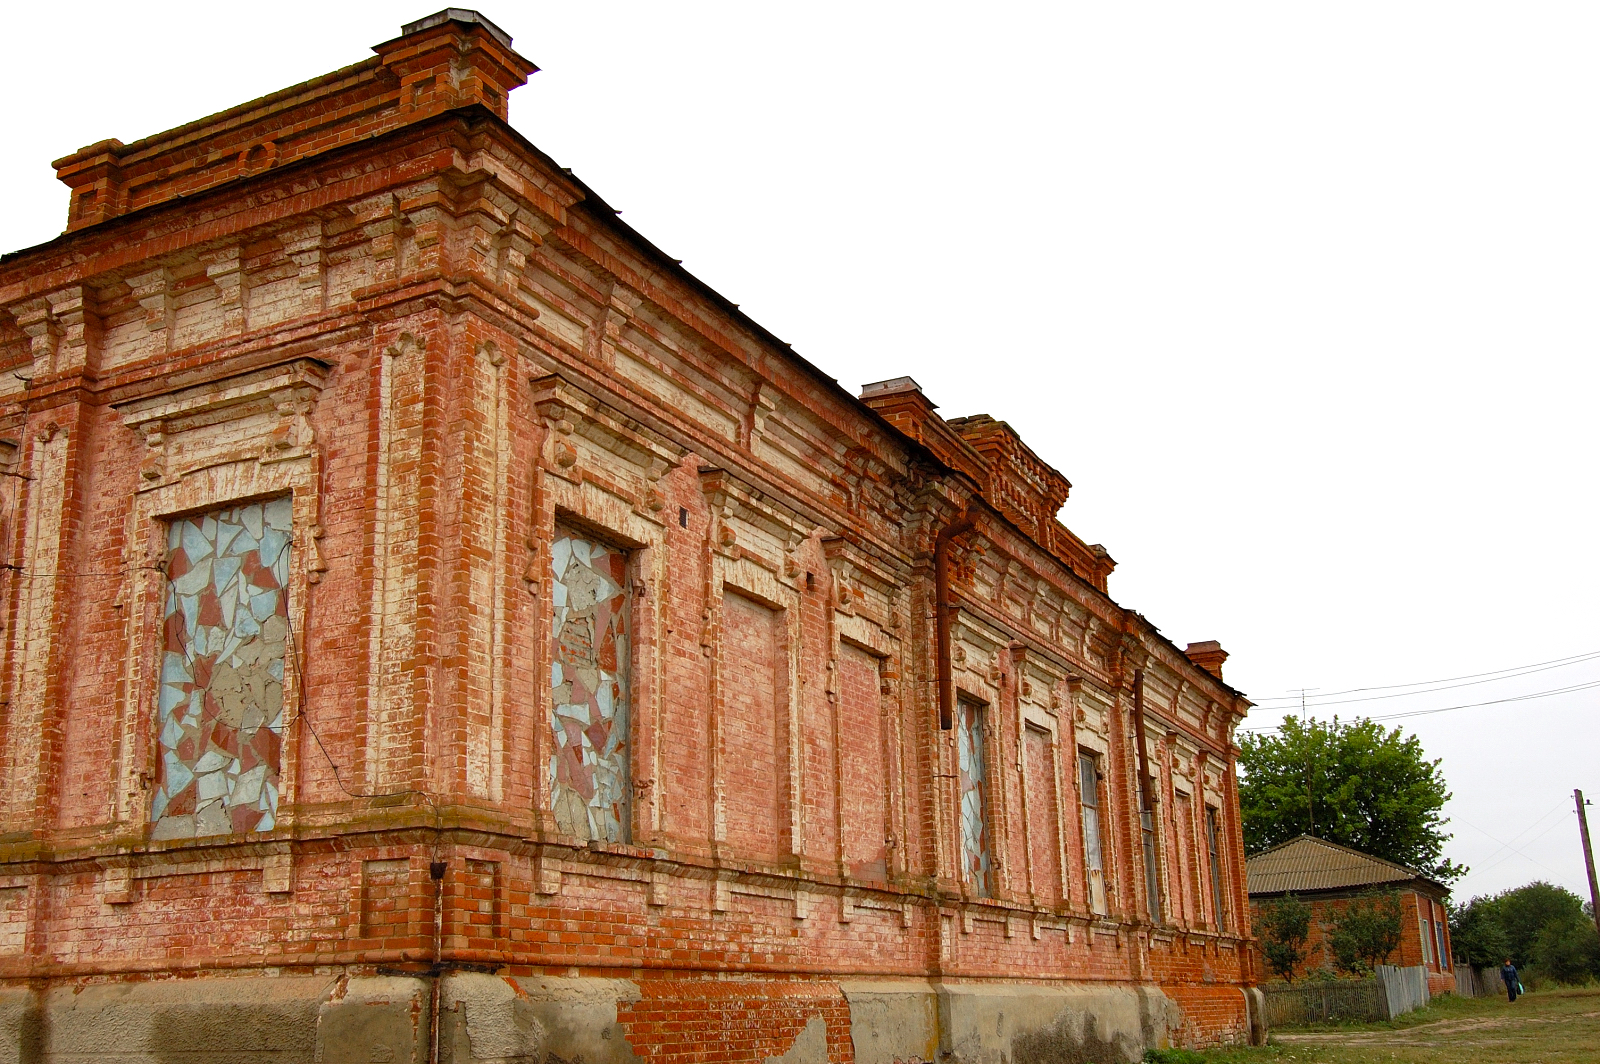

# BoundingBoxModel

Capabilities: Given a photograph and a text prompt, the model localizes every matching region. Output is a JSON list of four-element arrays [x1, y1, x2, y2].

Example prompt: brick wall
[[1249, 888, 1457, 994], [0, 11, 1261, 1057]]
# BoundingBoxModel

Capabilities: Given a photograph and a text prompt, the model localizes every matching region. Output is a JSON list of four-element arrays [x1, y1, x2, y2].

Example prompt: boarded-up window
[[1080, 752, 1107, 916], [152, 498, 291, 839], [1206, 806, 1227, 931], [1024, 725, 1062, 906], [1175, 791, 1195, 924], [957, 697, 991, 897], [722, 589, 786, 858], [838, 642, 886, 882], [549, 528, 631, 843], [1418, 901, 1433, 965]]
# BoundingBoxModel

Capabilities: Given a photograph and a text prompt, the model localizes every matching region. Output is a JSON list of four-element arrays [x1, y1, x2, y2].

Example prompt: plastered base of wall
[[0, 972, 1236, 1063], [0, 972, 427, 1063], [948, 983, 1181, 1064]]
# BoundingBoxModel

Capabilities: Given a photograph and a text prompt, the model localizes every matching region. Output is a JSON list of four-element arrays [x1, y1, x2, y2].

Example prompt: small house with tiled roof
[[1246, 835, 1456, 994]]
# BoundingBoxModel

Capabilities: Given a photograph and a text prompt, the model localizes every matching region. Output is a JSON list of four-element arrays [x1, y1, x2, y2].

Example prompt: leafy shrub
[[1327, 891, 1403, 974], [1259, 894, 1312, 982]]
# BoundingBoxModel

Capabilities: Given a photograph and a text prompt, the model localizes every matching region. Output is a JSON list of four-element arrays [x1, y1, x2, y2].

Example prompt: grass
[[1145, 987, 1600, 1064]]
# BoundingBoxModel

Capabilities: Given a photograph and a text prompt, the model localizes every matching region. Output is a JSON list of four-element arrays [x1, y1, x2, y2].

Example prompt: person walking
[[1500, 959, 1521, 1002]]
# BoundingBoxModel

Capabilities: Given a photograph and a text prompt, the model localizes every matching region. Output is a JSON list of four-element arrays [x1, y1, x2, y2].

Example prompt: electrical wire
[[1453, 809, 1576, 888], [279, 578, 441, 816], [0, 564, 168, 579], [0, 511, 441, 826], [1455, 800, 1570, 870], [1251, 649, 1600, 706], [1239, 678, 1600, 734]]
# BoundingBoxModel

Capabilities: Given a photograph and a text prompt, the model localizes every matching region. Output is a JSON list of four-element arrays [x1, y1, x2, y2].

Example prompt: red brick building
[[0, 11, 1261, 1061], [1247, 835, 1456, 995]]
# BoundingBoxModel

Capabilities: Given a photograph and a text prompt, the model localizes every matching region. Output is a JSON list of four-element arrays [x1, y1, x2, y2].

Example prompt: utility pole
[[1577, 789, 1600, 935], [1290, 689, 1319, 837]]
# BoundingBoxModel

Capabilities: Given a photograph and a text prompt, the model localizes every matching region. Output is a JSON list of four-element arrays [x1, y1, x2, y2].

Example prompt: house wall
[[1249, 888, 1457, 994], [0, 14, 1261, 1062]]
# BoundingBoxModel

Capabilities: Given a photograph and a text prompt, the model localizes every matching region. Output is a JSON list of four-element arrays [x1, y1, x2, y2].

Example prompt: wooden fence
[[1454, 965, 1502, 999], [1376, 964, 1430, 1017], [1261, 965, 1432, 1026]]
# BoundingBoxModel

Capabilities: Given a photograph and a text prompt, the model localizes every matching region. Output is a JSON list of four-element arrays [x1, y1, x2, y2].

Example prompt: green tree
[[1530, 911, 1600, 984], [1239, 716, 1464, 882], [1259, 894, 1312, 983], [1326, 891, 1403, 974], [1491, 882, 1590, 969], [1449, 896, 1510, 968], [1450, 881, 1599, 983]]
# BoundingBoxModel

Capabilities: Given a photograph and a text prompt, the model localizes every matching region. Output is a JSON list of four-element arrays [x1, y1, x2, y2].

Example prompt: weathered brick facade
[[0, 11, 1261, 1061]]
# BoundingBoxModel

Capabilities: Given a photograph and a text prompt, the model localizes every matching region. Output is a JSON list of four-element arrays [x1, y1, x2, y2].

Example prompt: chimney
[[1184, 641, 1228, 681]]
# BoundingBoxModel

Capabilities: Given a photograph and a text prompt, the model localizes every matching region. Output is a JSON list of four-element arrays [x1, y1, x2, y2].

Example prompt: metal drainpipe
[[934, 512, 975, 730], [1132, 668, 1161, 935], [1132, 669, 1156, 819], [429, 856, 446, 1064]]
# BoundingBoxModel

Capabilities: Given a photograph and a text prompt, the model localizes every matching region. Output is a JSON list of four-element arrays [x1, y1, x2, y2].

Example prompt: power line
[[1252, 649, 1600, 706], [1240, 678, 1600, 733], [1454, 808, 1575, 888], [1457, 799, 1570, 868]]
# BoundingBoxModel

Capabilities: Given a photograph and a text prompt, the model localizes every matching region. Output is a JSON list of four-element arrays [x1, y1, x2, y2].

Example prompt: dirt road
[[1253, 987, 1600, 1064]]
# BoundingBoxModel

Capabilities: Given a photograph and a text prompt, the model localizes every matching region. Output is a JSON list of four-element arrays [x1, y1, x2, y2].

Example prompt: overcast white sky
[[4, 2, 1597, 904]]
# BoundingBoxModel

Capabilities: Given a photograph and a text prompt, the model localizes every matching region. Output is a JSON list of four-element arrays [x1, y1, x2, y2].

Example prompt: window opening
[[151, 498, 292, 839], [1140, 787, 1163, 923], [549, 526, 631, 843], [957, 697, 992, 896], [1079, 751, 1108, 916], [1206, 806, 1227, 931]]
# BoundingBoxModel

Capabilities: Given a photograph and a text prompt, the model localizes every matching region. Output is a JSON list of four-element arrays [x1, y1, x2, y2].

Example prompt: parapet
[[51, 9, 536, 232], [860, 379, 1116, 593]]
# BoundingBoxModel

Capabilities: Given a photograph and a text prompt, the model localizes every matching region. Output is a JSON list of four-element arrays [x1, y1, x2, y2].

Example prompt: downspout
[[934, 512, 975, 730], [931, 507, 974, 1064], [1132, 668, 1161, 936], [429, 855, 446, 1064], [1132, 670, 1155, 826]]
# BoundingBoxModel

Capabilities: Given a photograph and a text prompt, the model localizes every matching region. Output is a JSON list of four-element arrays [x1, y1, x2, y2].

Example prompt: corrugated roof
[[1246, 835, 1439, 895]]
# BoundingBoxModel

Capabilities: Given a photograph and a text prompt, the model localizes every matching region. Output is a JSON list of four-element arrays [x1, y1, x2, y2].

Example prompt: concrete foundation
[[438, 973, 641, 1064], [0, 972, 1207, 1063], [0, 972, 430, 1064]]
